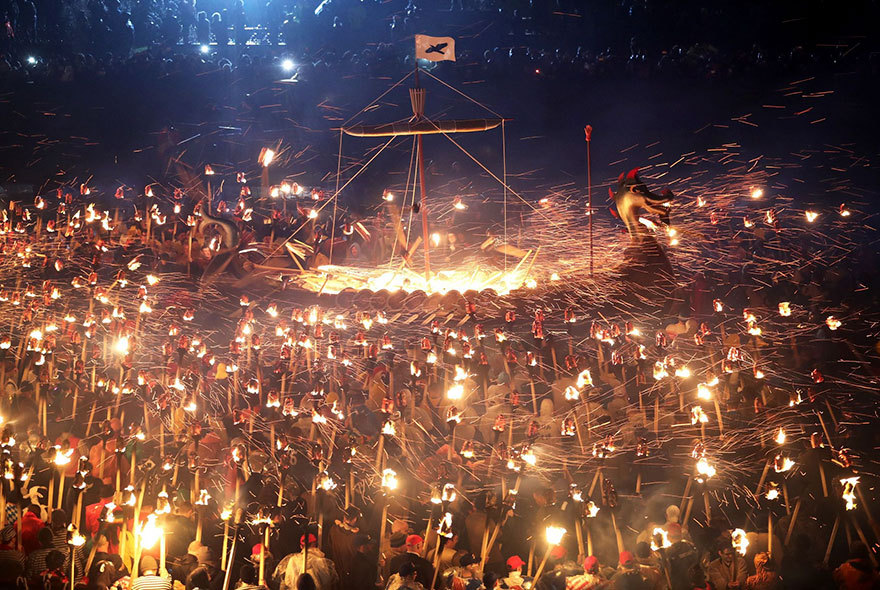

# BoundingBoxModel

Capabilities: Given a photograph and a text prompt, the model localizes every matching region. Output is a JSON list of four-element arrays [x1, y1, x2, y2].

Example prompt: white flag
[[415, 35, 456, 62]]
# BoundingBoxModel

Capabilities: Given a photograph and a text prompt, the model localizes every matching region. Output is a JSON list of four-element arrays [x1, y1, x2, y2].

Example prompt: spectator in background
[[744, 553, 781, 590], [707, 543, 747, 590], [20, 504, 45, 555], [230, 0, 246, 46], [833, 542, 879, 590], [132, 555, 172, 590], [347, 534, 376, 590], [25, 528, 55, 586], [210, 12, 228, 47], [40, 550, 69, 590], [196, 11, 210, 45], [160, 8, 180, 45]]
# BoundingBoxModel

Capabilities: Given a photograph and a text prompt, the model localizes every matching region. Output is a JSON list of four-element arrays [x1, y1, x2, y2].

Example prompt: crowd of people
[[1, 0, 877, 82], [0, 161, 873, 590], [0, 2, 876, 590]]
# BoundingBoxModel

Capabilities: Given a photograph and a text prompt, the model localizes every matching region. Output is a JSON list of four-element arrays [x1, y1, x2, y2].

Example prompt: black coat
[[348, 551, 377, 590], [387, 552, 433, 588]]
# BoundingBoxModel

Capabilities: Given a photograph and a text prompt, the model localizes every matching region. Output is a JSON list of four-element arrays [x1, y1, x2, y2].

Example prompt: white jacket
[[283, 549, 339, 590]]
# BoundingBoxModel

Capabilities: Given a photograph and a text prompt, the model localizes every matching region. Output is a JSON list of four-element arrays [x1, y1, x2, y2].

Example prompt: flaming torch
[[534, 526, 566, 580], [841, 477, 858, 511]]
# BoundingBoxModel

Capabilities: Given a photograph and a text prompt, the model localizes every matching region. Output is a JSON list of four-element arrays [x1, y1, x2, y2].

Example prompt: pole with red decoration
[[585, 125, 593, 276]]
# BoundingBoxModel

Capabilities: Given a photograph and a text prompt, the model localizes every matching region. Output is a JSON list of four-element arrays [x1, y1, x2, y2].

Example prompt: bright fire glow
[[545, 526, 566, 546], [381, 468, 398, 491], [297, 263, 532, 296], [651, 527, 671, 551], [732, 529, 749, 555], [841, 477, 858, 510], [775, 428, 786, 445]]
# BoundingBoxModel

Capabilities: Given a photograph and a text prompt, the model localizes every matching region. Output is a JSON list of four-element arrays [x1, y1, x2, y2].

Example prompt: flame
[[576, 369, 593, 389], [138, 514, 162, 549], [826, 316, 841, 331], [68, 525, 86, 547], [775, 428, 786, 445], [114, 336, 130, 356], [382, 421, 396, 436], [778, 302, 791, 316], [697, 383, 713, 400], [545, 525, 566, 546], [653, 361, 669, 380], [695, 457, 716, 482], [651, 527, 671, 551], [317, 473, 337, 491], [447, 384, 464, 400], [196, 489, 211, 505], [586, 501, 600, 518], [259, 148, 276, 167], [691, 406, 708, 425], [805, 210, 819, 222], [732, 529, 749, 555], [774, 455, 795, 473], [381, 468, 398, 491], [841, 477, 858, 510]]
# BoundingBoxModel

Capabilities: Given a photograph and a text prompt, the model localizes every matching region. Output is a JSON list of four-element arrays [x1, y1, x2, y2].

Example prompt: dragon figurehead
[[195, 198, 240, 250], [611, 168, 674, 243]]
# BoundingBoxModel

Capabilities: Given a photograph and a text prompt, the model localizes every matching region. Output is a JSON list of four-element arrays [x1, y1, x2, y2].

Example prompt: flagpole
[[412, 55, 431, 284]]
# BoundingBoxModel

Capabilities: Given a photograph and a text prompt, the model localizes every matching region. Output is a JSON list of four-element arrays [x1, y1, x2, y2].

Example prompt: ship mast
[[411, 67, 431, 283]]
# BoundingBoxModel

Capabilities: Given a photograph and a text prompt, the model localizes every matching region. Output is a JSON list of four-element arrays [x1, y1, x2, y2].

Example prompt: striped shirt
[[131, 574, 173, 590], [25, 548, 52, 582], [50, 527, 84, 581]]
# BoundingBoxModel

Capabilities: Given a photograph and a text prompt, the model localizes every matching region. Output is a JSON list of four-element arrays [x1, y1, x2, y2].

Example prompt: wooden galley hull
[[343, 118, 503, 137]]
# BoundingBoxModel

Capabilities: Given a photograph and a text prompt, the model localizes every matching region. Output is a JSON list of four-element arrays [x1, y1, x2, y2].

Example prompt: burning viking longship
[[274, 68, 540, 301]]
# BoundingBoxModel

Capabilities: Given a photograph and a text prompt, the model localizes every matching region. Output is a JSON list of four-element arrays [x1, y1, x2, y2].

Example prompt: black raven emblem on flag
[[426, 42, 448, 55]]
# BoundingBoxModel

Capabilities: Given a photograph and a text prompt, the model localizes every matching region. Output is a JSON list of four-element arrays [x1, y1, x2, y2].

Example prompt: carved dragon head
[[610, 168, 673, 242]]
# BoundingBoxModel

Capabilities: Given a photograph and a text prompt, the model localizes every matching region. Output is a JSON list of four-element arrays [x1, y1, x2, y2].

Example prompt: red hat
[[550, 545, 566, 560], [252, 544, 264, 556], [300, 534, 317, 546], [583, 556, 599, 572], [506, 555, 525, 570], [405, 534, 424, 547], [619, 551, 635, 567]]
